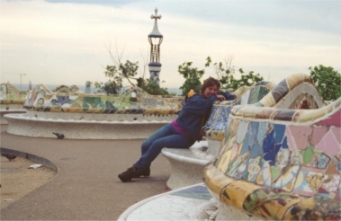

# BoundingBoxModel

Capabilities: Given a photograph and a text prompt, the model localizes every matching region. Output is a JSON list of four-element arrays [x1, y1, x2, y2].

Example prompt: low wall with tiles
[[204, 98, 340, 219], [0, 83, 28, 124], [5, 84, 184, 139], [24, 84, 183, 115]]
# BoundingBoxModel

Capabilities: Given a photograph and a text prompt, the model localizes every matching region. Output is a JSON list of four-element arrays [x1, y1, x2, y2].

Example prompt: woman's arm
[[184, 94, 217, 115], [218, 91, 236, 100]]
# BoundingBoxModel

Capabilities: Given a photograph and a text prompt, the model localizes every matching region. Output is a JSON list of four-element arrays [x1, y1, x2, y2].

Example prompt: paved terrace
[[0, 125, 171, 220]]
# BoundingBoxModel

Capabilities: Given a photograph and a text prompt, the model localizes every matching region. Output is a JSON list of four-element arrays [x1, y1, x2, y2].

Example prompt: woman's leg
[[140, 124, 174, 155], [134, 132, 194, 169], [118, 124, 194, 182]]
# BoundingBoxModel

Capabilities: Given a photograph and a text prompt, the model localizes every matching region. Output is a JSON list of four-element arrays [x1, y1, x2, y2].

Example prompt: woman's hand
[[216, 94, 226, 101]]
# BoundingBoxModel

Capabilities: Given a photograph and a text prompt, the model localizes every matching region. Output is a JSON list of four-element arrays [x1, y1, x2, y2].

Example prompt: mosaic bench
[[203, 97, 341, 220], [0, 83, 28, 124], [5, 85, 184, 139]]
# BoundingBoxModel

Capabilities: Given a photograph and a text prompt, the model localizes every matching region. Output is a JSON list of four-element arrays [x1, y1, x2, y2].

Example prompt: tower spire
[[148, 8, 163, 84]]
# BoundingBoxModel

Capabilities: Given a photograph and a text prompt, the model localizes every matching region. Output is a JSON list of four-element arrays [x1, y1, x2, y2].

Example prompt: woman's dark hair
[[200, 77, 220, 95]]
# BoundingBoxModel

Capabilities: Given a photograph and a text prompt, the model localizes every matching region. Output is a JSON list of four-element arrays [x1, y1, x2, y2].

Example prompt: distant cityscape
[[9, 83, 183, 96]]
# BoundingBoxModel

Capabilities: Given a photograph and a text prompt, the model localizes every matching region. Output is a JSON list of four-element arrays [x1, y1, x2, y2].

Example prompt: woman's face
[[203, 85, 218, 98]]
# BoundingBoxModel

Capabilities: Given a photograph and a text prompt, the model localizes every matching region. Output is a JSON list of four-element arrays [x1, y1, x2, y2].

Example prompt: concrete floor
[[0, 125, 171, 220]]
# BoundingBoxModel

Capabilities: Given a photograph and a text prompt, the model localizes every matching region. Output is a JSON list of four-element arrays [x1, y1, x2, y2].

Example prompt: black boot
[[118, 167, 137, 182], [133, 167, 151, 178]]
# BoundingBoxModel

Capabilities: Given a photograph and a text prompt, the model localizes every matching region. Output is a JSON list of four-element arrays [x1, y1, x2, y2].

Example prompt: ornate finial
[[148, 8, 162, 38], [151, 7, 161, 20]]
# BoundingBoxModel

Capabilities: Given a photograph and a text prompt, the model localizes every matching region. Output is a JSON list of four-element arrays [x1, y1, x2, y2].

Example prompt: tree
[[94, 43, 143, 94], [94, 65, 123, 95], [140, 79, 170, 95], [309, 65, 341, 101], [178, 62, 205, 96], [205, 56, 264, 90], [95, 43, 172, 95]]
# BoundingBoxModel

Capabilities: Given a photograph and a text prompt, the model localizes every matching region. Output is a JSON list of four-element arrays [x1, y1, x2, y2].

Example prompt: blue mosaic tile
[[271, 80, 289, 102], [257, 122, 269, 144], [241, 133, 251, 155], [205, 106, 232, 130], [263, 129, 275, 153], [264, 143, 282, 166], [236, 121, 249, 144], [274, 124, 286, 144], [204, 106, 217, 128], [248, 122, 259, 148], [318, 154, 330, 169], [250, 142, 263, 158], [57, 96, 70, 105], [281, 137, 289, 149]]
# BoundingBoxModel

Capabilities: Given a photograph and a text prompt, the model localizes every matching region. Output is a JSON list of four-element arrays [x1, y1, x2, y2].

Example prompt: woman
[[118, 77, 236, 182]]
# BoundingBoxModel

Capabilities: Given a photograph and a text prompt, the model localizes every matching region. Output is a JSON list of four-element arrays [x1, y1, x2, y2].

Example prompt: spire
[[148, 8, 162, 38]]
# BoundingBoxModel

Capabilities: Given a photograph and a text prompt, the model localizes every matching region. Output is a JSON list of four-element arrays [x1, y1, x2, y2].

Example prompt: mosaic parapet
[[24, 84, 184, 115], [203, 73, 326, 142], [0, 83, 27, 105], [204, 97, 341, 220], [256, 73, 326, 109], [52, 84, 84, 94], [203, 81, 275, 141]]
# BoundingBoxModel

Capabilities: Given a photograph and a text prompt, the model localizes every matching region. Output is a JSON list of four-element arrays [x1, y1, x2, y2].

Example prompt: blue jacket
[[176, 90, 236, 140]]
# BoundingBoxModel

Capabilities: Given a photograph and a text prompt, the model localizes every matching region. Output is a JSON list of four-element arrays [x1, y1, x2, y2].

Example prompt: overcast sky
[[0, 0, 340, 89]]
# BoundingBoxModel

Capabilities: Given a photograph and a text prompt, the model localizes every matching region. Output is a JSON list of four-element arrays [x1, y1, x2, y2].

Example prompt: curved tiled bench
[[6, 85, 184, 139], [0, 83, 27, 124], [203, 97, 341, 220]]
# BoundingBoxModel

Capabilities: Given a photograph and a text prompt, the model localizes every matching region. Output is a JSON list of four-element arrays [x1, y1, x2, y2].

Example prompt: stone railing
[[203, 97, 340, 220]]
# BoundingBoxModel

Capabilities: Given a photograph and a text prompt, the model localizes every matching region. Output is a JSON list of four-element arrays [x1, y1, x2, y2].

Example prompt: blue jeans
[[134, 124, 195, 170]]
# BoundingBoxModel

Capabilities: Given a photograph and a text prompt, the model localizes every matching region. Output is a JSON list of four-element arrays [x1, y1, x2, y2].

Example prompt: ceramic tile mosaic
[[204, 74, 341, 220], [203, 82, 274, 141], [0, 83, 27, 104], [206, 98, 341, 219], [23, 84, 184, 115]]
